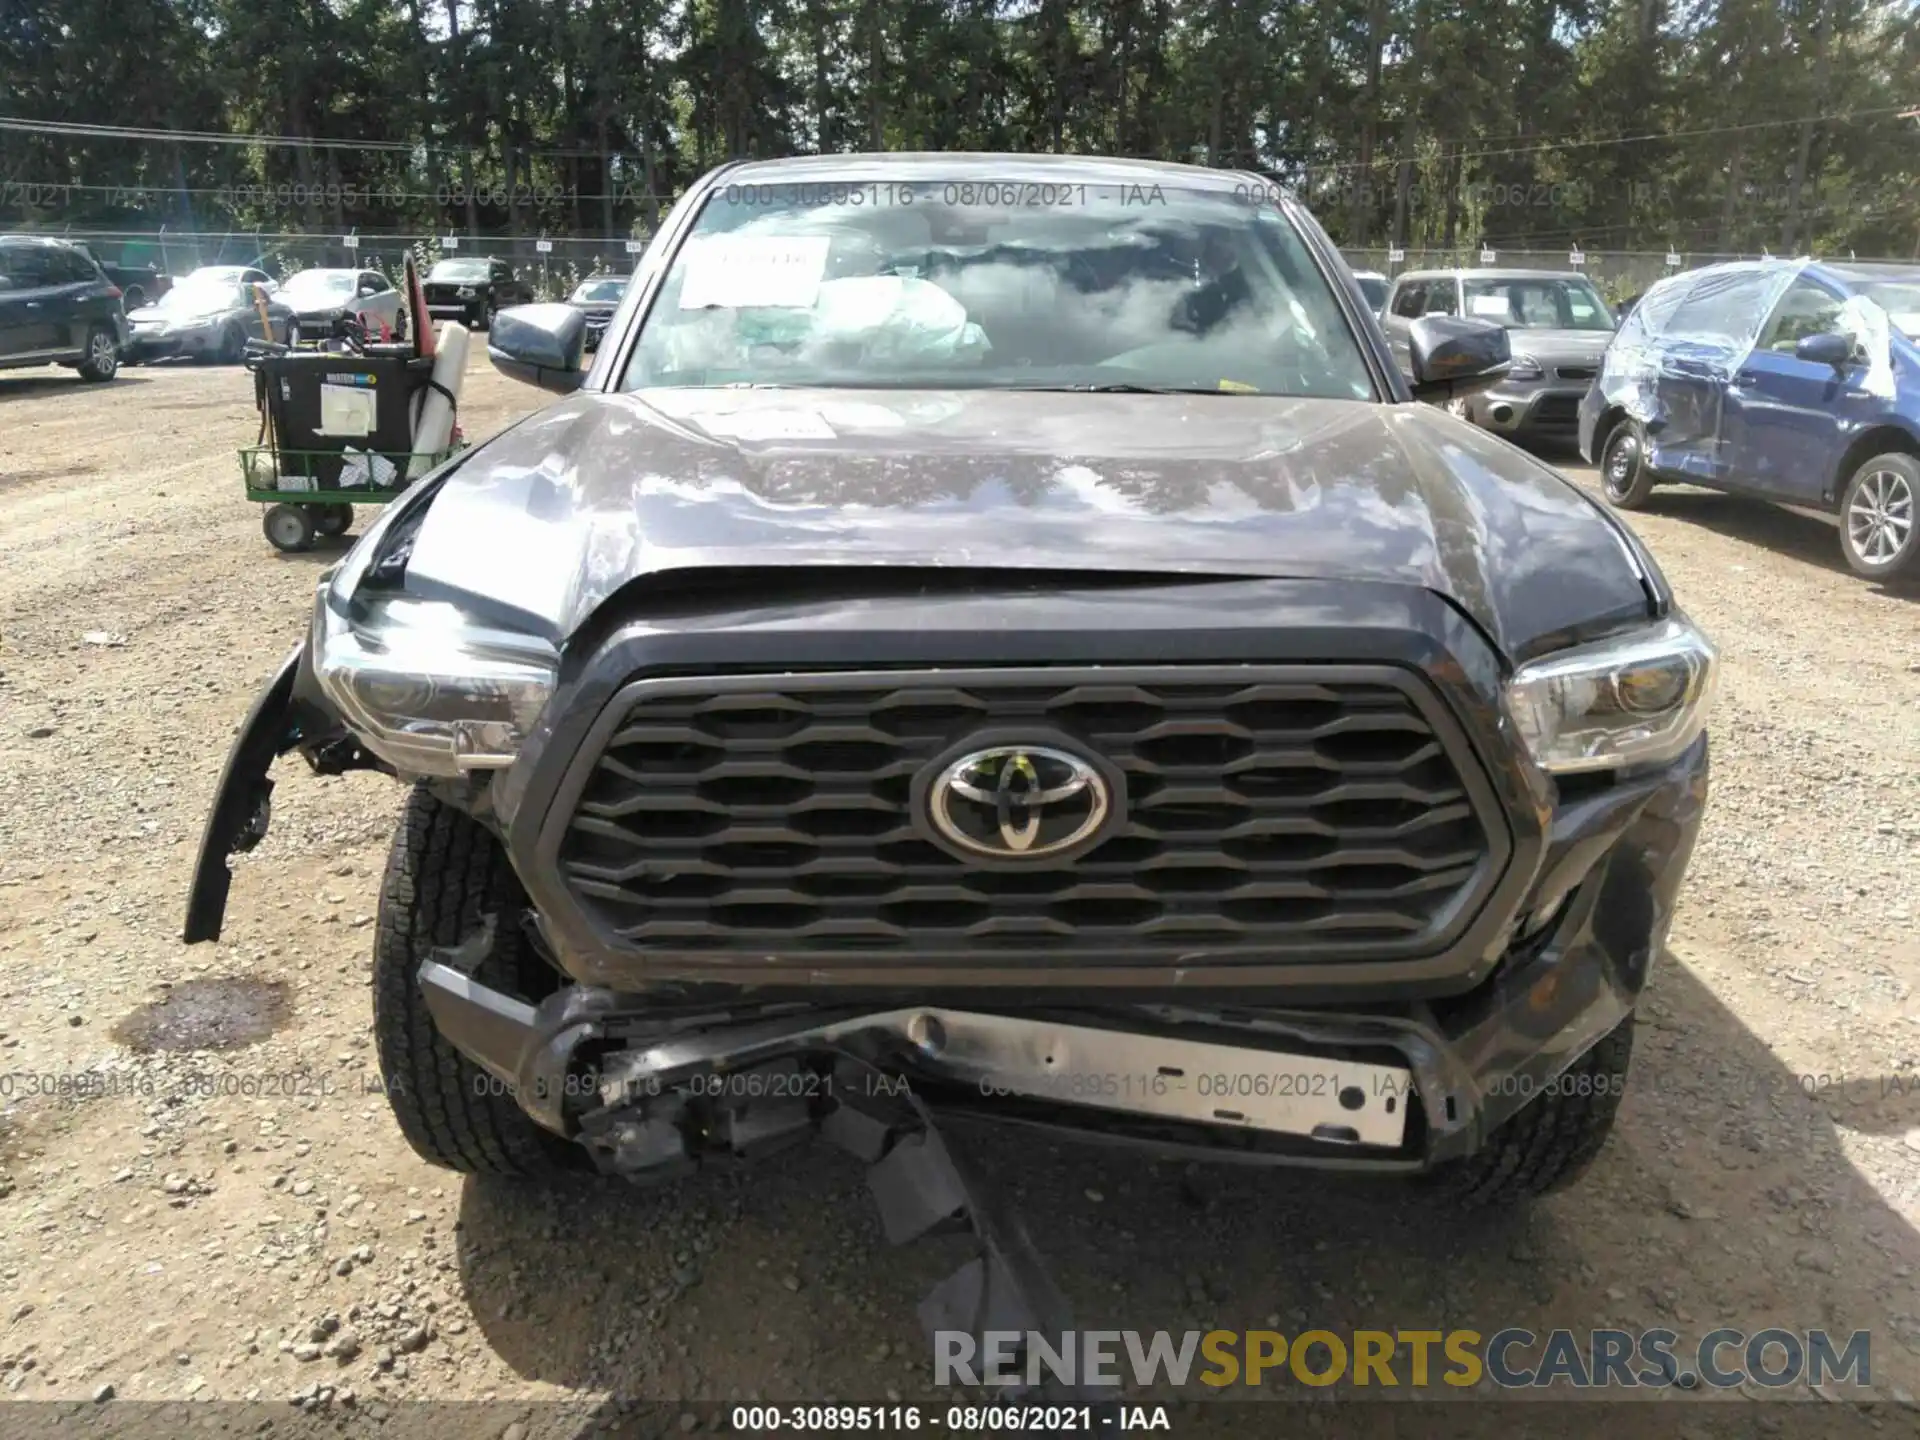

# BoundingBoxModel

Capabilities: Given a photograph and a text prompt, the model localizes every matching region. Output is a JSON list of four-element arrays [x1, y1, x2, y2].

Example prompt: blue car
[[1579, 259, 1920, 580]]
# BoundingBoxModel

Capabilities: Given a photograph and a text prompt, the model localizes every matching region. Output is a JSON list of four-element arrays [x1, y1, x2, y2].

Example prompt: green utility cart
[[241, 343, 460, 553]]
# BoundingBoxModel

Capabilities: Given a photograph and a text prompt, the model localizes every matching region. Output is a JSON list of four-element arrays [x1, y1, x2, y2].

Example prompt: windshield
[[1854, 277, 1920, 339], [1461, 276, 1615, 331], [283, 270, 356, 300], [429, 259, 490, 282], [622, 183, 1374, 399], [572, 277, 628, 302]]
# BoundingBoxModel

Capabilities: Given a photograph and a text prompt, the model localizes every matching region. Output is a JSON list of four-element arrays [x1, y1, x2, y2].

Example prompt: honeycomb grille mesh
[[555, 671, 1496, 961]]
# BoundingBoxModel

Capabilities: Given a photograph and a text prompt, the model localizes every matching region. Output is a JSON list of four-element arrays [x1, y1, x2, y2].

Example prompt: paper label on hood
[[677, 236, 831, 311]]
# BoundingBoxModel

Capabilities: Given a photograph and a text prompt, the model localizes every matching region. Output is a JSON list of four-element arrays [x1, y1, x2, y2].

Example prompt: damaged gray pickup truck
[[185, 156, 1715, 1283]]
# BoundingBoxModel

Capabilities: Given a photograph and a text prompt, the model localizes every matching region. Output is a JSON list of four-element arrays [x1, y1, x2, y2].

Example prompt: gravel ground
[[0, 355, 1917, 1433]]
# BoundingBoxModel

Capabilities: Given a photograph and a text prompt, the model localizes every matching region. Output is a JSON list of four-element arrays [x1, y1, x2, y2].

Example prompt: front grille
[[552, 667, 1501, 964], [1531, 394, 1582, 427], [1555, 365, 1596, 382]]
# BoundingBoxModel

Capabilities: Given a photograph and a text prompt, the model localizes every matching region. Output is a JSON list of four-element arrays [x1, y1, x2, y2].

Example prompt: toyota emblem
[[926, 745, 1113, 861]]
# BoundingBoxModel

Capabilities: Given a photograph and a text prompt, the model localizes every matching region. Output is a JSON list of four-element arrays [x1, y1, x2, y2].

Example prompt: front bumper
[[185, 577, 1709, 1172], [422, 727, 1706, 1170], [1463, 379, 1591, 445], [126, 323, 221, 360]]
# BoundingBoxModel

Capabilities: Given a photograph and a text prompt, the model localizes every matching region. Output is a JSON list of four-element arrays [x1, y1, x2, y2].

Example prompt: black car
[[69, 241, 171, 311], [186, 156, 1715, 1232], [421, 256, 531, 330], [566, 272, 629, 349], [0, 234, 130, 381]]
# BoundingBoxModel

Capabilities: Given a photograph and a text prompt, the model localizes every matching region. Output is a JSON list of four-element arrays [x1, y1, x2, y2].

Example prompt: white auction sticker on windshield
[[677, 235, 831, 311]]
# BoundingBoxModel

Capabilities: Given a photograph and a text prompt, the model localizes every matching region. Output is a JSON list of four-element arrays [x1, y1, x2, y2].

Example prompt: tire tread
[[1426, 1019, 1633, 1209], [371, 787, 558, 1176]]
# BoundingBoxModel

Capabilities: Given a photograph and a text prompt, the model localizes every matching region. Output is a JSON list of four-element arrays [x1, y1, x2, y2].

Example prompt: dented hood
[[399, 388, 1654, 662]]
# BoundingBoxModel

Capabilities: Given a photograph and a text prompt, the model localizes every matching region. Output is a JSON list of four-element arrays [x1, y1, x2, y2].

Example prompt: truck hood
[[398, 387, 1654, 663]]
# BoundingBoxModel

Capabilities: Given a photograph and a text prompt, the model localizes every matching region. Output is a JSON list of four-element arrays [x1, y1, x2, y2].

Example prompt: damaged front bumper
[[415, 730, 1706, 1176], [186, 626, 1709, 1175]]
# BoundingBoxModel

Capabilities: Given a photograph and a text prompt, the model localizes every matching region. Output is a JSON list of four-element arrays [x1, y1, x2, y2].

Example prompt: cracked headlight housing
[[313, 592, 557, 777], [1507, 617, 1717, 774]]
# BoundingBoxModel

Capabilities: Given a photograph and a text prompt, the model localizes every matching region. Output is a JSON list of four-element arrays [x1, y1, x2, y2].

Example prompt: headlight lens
[[457, 286, 477, 298], [313, 594, 557, 777], [1506, 617, 1717, 773], [1506, 353, 1544, 381]]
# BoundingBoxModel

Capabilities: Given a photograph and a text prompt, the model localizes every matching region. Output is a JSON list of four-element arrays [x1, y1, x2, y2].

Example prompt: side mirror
[[1794, 331, 1853, 369], [487, 302, 586, 394], [1407, 315, 1512, 404]]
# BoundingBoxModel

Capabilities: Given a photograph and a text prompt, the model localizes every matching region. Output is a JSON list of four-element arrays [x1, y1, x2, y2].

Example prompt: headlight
[[1506, 617, 1717, 774], [1506, 353, 1544, 381], [313, 593, 557, 777], [457, 286, 477, 298]]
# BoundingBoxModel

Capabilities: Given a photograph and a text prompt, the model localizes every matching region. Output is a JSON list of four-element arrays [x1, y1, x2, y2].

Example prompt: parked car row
[[1370, 258, 1920, 581], [1, 236, 632, 384]]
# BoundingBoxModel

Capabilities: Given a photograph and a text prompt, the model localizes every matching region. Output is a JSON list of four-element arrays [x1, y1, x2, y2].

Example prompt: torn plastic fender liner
[[182, 646, 306, 945]]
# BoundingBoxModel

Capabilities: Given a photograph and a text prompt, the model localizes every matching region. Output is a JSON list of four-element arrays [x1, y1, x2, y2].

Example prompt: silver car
[[279, 267, 404, 340], [125, 275, 295, 364], [1381, 268, 1617, 446]]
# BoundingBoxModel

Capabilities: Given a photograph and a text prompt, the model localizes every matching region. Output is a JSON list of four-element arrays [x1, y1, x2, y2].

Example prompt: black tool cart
[[239, 341, 459, 552]]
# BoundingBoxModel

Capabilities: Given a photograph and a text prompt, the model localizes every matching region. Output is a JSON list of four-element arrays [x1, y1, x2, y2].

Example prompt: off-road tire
[[1599, 418, 1656, 509], [371, 787, 567, 1177], [1423, 1018, 1633, 1209]]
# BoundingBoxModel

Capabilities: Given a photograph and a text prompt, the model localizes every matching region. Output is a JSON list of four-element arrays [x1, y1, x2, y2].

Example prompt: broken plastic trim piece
[[835, 1055, 1124, 1418], [182, 648, 303, 944]]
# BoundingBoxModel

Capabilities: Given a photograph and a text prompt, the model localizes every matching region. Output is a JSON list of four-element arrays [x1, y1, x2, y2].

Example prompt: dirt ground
[[1, 351, 1917, 1433]]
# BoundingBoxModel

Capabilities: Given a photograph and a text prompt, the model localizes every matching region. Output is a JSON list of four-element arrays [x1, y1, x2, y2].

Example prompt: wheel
[[482, 299, 497, 330], [1599, 417, 1657, 509], [311, 502, 353, 537], [262, 503, 315, 553], [217, 321, 245, 365], [1838, 452, 1918, 581], [372, 787, 568, 1177], [1421, 1018, 1633, 1209], [76, 326, 119, 382]]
